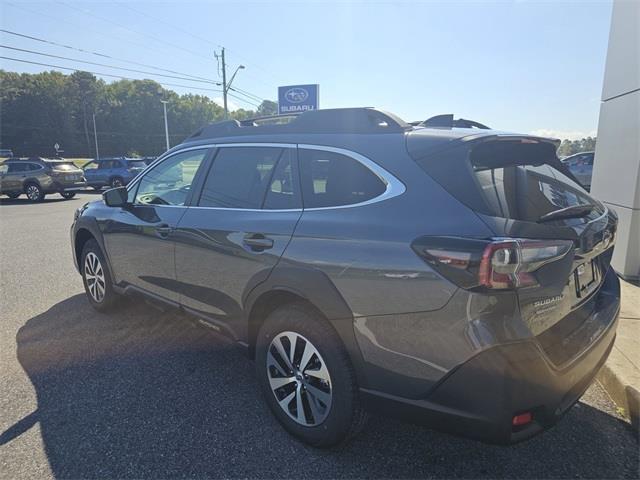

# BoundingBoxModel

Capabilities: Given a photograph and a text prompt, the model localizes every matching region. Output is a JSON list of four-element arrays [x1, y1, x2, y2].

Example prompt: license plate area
[[574, 258, 600, 300]]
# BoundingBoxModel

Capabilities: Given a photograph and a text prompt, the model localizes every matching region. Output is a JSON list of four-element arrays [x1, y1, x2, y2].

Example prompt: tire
[[61, 192, 76, 199], [6, 192, 20, 199], [110, 176, 124, 188], [81, 239, 121, 312], [255, 302, 368, 448], [24, 183, 45, 202]]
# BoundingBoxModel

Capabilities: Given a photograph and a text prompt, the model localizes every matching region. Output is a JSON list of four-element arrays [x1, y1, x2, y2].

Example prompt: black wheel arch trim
[[73, 216, 115, 280], [242, 264, 371, 389]]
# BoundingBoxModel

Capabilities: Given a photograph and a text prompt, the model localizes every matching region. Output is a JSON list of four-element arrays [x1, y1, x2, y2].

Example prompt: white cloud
[[530, 129, 597, 141], [213, 97, 241, 112]]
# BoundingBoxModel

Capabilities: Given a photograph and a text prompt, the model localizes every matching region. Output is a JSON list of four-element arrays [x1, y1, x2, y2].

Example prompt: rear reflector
[[512, 412, 533, 426]]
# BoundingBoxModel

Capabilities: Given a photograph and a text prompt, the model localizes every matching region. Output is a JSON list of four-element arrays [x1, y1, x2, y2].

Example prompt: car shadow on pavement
[[11, 295, 640, 479]]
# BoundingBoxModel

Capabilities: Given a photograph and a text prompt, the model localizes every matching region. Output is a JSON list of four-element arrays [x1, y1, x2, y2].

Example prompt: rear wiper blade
[[537, 204, 595, 223]]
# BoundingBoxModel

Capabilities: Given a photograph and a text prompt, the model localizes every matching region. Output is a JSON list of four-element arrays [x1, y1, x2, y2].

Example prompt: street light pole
[[160, 100, 170, 151], [92, 113, 100, 160]]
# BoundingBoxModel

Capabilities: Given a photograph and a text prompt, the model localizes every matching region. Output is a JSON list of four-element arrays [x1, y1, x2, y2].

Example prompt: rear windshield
[[127, 161, 147, 169], [413, 139, 598, 223]]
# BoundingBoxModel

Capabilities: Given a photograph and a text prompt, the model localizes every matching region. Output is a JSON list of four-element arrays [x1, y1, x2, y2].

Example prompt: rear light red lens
[[479, 239, 573, 290], [512, 412, 533, 426], [412, 236, 573, 291]]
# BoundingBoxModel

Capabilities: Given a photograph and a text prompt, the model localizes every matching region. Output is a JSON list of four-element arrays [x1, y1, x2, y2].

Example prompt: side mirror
[[103, 186, 129, 207]]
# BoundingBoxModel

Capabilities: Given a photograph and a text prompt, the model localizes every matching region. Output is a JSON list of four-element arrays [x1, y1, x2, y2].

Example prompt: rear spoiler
[[412, 114, 491, 130]]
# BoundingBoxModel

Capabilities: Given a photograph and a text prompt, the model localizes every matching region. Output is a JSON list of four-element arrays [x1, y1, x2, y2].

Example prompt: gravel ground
[[0, 195, 638, 479]]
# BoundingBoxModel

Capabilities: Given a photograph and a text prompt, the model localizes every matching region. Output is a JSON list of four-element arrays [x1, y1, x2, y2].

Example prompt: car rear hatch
[[48, 161, 85, 183], [408, 132, 618, 366]]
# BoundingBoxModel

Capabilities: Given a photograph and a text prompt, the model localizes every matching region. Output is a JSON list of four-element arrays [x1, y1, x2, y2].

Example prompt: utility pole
[[215, 48, 245, 120], [92, 113, 100, 160], [215, 48, 229, 119], [160, 100, 170, 150]]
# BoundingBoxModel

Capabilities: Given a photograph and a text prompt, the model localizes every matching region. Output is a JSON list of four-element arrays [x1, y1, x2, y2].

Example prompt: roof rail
[[186, 107, 411, 141], [420, 114, 491, 130]]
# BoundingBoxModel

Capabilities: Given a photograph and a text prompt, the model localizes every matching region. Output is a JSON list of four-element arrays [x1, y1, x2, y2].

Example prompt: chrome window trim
[[298, 144, 406, 211], [126, 142, 405, 212]]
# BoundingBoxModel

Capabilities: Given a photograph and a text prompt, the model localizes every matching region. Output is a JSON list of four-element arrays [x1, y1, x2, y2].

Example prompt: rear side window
[[263, 149, 301, 210], [299, 149, 386, 208], [414, 140, 596, 222], [199, 147, 283, 209]]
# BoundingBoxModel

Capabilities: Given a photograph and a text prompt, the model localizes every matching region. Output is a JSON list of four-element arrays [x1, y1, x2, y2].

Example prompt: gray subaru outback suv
[[1, 157, 86, 201], [71, 108, 619, 447]]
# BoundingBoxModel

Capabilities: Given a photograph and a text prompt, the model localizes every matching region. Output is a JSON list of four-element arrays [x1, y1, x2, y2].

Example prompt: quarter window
[[299, 149, 386, 208], [134, 149, 207, 206], [199, 147, 284, 209]]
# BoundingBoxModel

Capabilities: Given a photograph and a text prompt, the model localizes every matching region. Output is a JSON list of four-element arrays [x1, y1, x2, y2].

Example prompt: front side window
[[7, 163, 27, 173], [298, 149, 386, 208], [134, 149, 207, 206], [98, 161, 112, 170], [198, 147, 284, 209]]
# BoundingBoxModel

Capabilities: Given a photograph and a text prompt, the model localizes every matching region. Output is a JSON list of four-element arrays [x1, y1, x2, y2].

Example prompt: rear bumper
[[360, 269, 620, 444], [49, 181, 87, 192]]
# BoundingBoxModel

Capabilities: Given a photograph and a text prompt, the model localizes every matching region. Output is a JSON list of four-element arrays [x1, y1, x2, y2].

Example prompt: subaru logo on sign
[[278, 84, 319, 114], [285, 87, 309, 103]]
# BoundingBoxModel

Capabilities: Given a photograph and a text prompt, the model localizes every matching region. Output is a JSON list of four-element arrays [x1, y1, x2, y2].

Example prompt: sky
[[1, 0, 613, 139]]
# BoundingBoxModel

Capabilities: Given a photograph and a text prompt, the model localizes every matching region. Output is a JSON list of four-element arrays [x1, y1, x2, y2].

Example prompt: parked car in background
[[561, 151, 594, 191], [82, 157, 147, 190], [0, 149, 14, 158], [71, 108, 619, 447], [141, 156, 158, 166], [0, 157, 86, 201]]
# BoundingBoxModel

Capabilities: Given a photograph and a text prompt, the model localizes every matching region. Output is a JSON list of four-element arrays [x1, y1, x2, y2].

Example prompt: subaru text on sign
[[278, 84, 319, 114]]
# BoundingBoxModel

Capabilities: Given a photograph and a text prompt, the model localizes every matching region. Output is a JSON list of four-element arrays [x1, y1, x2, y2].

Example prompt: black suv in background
[[71, 108, 619, 447], [1, 157, 86, 201]]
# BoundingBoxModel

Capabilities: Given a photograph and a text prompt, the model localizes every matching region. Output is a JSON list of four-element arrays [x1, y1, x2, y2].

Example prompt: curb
[[596, 360, 640, 434]]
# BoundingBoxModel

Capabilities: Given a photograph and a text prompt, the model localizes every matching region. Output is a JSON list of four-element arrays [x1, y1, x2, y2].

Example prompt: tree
[[0, 69, 275, 157], [557, 137, 597, 157], [257, 100, 278, 116]]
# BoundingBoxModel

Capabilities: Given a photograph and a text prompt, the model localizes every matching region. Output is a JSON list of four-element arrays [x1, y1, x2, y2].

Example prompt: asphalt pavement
[[0, 194, 638, 479]]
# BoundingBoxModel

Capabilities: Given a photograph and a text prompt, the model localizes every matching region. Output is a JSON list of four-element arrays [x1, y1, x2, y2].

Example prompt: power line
[[230, 86, 265, 103], [0, 45, 222, 86], [113, 1, 284, 88], [54, 0, 212, 62], [0, 56, 224, 93], [3, 2, 213, 76], [0, 29, 213, 82]]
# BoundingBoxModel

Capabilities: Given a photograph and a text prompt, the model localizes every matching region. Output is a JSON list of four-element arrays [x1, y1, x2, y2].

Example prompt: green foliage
[[0, 70, 275, 157], [557, 137, 597, 158]]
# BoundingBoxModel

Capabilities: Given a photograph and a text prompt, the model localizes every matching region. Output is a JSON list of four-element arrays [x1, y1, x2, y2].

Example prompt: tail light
[[412, 237, 573, 290]]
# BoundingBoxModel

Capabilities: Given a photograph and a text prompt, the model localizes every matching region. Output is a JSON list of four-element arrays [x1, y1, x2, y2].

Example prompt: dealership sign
[[278, 84, 319, 114]]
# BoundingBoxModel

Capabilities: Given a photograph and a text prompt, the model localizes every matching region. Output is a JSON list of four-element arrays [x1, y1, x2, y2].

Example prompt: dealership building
[[591, 0, 640, 281]]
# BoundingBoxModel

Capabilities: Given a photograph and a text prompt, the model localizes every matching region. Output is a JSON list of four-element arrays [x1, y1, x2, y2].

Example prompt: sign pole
[[92, 113, 100, 160]]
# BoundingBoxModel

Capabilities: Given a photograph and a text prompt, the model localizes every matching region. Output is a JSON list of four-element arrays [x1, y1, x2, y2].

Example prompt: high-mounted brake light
[[412, 237, 573, 290]]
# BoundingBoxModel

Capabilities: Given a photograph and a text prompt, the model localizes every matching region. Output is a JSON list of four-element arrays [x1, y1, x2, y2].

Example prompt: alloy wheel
[[26, 185, 40, 201], [84, 252, 106, 303], [267, 331, 332, 426], [111, 178, 123, 188]]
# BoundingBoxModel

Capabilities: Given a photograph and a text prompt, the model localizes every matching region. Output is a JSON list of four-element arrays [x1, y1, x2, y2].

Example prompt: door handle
[[155, 224, 174, 237], [243, 233, 274, 251]]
